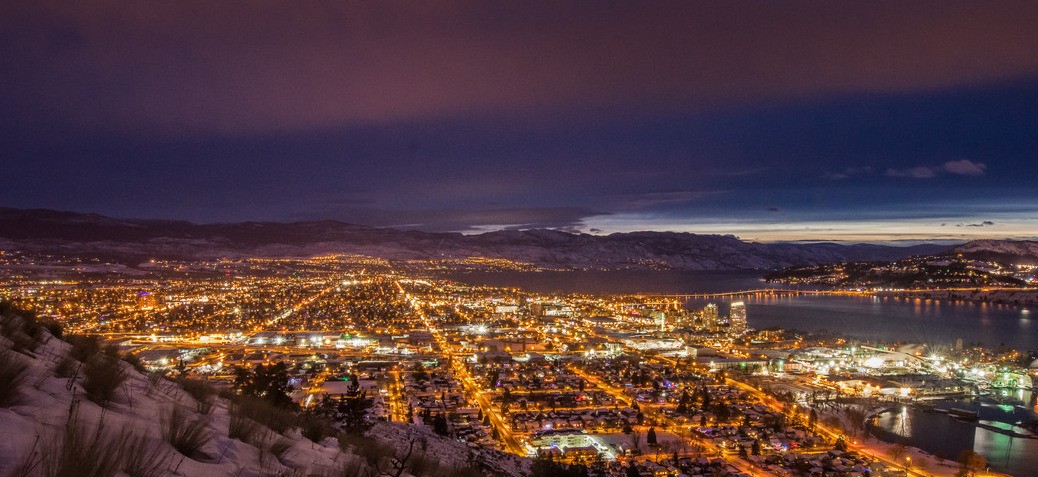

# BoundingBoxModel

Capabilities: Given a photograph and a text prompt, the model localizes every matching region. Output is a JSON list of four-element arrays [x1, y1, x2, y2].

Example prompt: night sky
[[2, 1, 1037, 242]]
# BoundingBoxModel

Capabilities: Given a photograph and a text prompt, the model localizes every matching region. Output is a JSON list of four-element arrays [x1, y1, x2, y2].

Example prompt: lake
[[442, 270, 1037, 350], [871, 399, 1038, 476]]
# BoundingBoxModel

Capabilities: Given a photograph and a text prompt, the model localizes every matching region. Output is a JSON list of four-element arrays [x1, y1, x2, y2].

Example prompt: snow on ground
[[0, 328, 515, 477]]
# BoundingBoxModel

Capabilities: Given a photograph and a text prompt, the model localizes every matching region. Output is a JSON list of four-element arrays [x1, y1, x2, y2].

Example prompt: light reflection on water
[[445, 270, 1037, 348], [717, 294, 1036, 350], [872, 402, 1038, 476]]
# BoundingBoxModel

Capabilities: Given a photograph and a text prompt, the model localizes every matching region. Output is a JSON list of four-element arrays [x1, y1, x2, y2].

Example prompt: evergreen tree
[[432, 413, 450, 436], [646, 427, 657, 446], [339, 374, 374, 434], [231, 362, 294, 408]]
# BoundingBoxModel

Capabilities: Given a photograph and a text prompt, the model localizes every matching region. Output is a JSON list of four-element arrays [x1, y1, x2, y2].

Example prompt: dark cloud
[[2, 1, 1038, 135], [295, 207, 608, 233], [0, 1, 1036, 238]]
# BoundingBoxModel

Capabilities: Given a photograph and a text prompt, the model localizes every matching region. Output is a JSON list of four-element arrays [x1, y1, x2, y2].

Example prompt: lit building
[[702, 303, 719, 332], [728, 301, 747, 336]]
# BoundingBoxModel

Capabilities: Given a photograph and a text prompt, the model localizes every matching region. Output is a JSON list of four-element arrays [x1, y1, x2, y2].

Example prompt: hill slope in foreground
[[0, 208, 949, 270], [0, 308, 524, 477]]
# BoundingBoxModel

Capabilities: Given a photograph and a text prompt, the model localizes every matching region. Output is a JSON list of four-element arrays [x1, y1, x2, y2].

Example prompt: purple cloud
[[885, 166, 937, 179], [943, 159, 987, 176]]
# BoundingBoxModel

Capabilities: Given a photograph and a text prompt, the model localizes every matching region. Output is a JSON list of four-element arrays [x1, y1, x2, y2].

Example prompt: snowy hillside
[[0, 309, 521, 477]]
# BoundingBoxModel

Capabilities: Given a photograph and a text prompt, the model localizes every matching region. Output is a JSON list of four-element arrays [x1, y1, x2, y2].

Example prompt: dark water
[[871, 398, 1038, 476], [441, 270, 771, 295], [698, 294, 1037, 350], [444, 270, 1037, 350]]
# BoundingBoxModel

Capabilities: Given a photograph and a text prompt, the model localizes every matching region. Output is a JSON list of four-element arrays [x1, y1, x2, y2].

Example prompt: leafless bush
[[338, 433, 393, 469], [0, 349, 29, 407], [229, 411, 265, 444], [82, 354, 128, 406], [268, 437, 293, 464], [122, 353, 147, 374], [0, 313, 41, 353], [145, 371, 166, 396], [54, 355, 77, 378], [43, 415, 126, 477], [160, 405, 213, 459], [66, 334, 101, 362], [231, 396, 298, 433], [122, 431, 174, 477], [300, 413, 337, 443], [177, 376, 218, 414]]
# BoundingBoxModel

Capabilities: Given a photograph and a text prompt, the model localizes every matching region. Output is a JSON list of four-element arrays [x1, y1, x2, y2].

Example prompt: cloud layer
[[886, 160, 988, 179], [3, 1, 1038, 135]]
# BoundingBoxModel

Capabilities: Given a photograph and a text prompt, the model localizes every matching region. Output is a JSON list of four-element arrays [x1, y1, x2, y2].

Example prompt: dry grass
[[229, 411, 265, 444], [0, 349, 29, 407], [231, 395, 298, 433], [54, 355, 77, 378], [177, 376, 218, 414], [337, 433, 393, 469], [43, 416, 126, 477], [82, 354, 128, 406], [66, 334, 101, 362], [160, 405, 213, 459], [122, 431, 174, 477]]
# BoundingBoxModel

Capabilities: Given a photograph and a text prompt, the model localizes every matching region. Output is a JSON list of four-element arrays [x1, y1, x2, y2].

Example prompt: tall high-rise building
[[729, 301, 747, 336], [702, 303, 719, 332]]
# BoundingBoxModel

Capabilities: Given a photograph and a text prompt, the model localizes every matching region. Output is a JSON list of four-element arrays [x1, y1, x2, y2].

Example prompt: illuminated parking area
[[528, 430, 617, 461]]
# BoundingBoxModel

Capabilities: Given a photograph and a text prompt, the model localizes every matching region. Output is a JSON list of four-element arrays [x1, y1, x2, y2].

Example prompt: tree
[[751, 440, 762, 456], [956, 450, 986, 477], [338, 374, 374, 434], [834, 437, 848, 452], [888, 443, 908, 463], [623, 423, 634, 434], [232, 362, 294, 408], [646, 427, 657, 446], [625, 462, 641, 477], [432, 413, 449, 436]]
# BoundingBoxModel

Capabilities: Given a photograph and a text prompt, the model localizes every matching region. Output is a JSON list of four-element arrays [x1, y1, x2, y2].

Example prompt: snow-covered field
[[0, 322, 522, 477]]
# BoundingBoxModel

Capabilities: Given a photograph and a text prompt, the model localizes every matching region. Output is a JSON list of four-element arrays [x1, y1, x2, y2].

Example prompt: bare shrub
[[229, 412, 265, 444], [231, 396, 298, 433], [0, 349, 29, 407], [177, 376, 217, 414], [67, 334, 101, 362], [122, 431, 174, 477], [268, 437, 293, 463], [338, 433, 392, 468], [300, 413, 337, 443], [43, 415, 126, 477], [160, 405, 213, 459], [54, 355, 78, 378], [122, 353, 147, 374], [0, 313, 40, 353], [82, 354, 128, 406]]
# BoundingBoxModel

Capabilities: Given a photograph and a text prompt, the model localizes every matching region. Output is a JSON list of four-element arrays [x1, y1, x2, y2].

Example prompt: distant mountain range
[[0, 207, 965, 270], [766, 239, 1038, 289]]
